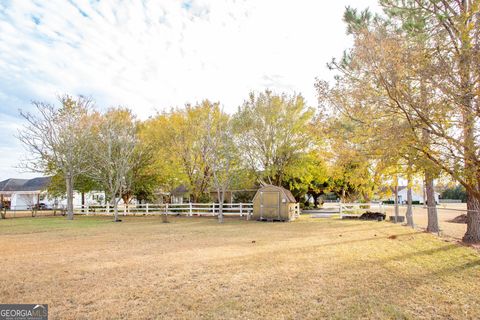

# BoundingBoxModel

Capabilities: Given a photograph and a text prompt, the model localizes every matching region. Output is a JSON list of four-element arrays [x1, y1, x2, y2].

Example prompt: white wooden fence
[[339, 202, 385, 218], [73, 202, 254, 218], [439, 199, 462, 204]]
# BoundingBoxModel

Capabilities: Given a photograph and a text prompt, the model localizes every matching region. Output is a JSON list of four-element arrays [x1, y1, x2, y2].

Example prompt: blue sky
[[0, 0, 379, 180]]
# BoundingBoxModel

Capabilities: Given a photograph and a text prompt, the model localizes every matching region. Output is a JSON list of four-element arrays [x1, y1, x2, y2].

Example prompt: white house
[[0, 177, 109, 210], [0, 177, 51, 209], [385, 186, 440, 204]]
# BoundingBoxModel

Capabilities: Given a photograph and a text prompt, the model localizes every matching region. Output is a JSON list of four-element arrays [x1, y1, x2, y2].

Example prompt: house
[[0, 177, 51, 209], [0, 176, 109, 210], [170, 185, 190, 204], [384, 186, 440, 204]]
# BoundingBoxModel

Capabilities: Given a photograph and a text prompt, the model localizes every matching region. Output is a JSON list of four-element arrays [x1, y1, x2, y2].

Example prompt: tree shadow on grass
[[309, 231, 424, 250], [376, 243, 459, 263]]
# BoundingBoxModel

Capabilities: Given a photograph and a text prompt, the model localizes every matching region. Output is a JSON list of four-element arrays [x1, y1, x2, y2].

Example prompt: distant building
[[383, 186, 440, 204], [0, 176, 108, 210], [170, 185, 190, 204], [0, 177, 51, 209]]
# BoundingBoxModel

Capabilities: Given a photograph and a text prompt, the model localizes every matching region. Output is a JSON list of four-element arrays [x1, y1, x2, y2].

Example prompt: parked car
[[30, 203, 51, 210]]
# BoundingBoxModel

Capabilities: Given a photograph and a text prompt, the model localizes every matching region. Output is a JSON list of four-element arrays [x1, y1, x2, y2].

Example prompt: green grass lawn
[[1, 215, 479, 319]]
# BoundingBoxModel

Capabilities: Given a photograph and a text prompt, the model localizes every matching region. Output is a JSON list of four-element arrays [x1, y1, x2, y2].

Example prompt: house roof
[[0, 177, 51, 192], [171, 184, 189, 196]]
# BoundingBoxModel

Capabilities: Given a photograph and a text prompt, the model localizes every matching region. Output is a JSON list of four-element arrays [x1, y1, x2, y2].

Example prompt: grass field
[[1, 215, 480, 319], [384, 203, 468, 240]]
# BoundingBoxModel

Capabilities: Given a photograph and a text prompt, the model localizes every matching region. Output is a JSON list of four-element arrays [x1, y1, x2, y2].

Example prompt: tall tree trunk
[[393, 184, 399, 223], [422, 184, 427, 207], [421, 125, 439, 233], [217, 189, 224, 224], [0, 194, 5, 219], [66, 173, 74, 220], [406, 179, 414, 228], [313, 194, 320, 208], [113, 199, 119, 222], [460, 47, 479, 241], [81, 192, 85, 213], [425, 171, 439, 233], [463, 191, 480, 242], [459, 0, 480, 242]]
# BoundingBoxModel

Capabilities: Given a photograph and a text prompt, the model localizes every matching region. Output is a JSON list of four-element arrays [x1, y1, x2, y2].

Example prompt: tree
[[141, 101, 222, 202], [318, 5, 445, 231], [441, 185, 467, 202], [316, 82, 407, 206], [204, 108, 236, 223], [121, 132, 159, 204], [283, 151, 328, 204], [233, 90, 314, 186], [140, 113, 189, 201], [18, 95, 95, 220], [376, 0, 480, 241], [89, 108, 137, 222]]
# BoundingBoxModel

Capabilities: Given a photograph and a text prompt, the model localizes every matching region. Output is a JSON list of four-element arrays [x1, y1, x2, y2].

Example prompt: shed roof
[[256, 185, 297, 203], [0, 177, 51, 192]]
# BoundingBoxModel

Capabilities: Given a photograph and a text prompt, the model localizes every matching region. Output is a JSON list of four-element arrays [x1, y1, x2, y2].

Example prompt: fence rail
[[439, 199, 462, 203], [339, 202, 385, 218], [73, 202, 254, 218]]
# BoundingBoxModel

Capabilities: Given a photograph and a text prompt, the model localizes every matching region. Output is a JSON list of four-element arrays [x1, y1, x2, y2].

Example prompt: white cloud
[[0, 0, 379, 180]]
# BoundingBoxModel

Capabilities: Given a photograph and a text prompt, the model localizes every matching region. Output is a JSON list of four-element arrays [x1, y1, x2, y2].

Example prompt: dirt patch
[[359, 211, 386, 221], [448, 214, 467, 224]]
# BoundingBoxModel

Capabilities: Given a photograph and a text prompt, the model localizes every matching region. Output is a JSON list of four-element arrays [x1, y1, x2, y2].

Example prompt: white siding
[[11, 193, 37, 209], [386, 187, 440, 204]]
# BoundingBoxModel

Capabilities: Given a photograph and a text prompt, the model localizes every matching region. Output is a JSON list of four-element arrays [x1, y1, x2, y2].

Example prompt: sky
[[0, 0, 379, 181]]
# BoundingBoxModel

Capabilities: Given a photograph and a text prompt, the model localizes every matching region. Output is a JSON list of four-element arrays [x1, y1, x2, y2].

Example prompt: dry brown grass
[[385, 203, 468, 240], [1, 215, 480, 319]]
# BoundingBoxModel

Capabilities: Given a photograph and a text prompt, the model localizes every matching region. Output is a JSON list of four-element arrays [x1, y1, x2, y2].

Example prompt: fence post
[[240, 203, 243, 217], [146, 203, 149, 215], [165, 203, 168, 215], [339, 203, 343, 218], [189, 202, 193, 216], [86, 202, 89, 215], [212, 203, 215, 216]]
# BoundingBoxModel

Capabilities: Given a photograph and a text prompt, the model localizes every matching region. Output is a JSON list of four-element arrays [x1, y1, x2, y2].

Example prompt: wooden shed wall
[[252, 185, 296, 221]]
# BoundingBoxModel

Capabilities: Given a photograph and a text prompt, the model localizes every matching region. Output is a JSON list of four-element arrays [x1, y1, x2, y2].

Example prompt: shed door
[[260, 191, 280, 220]]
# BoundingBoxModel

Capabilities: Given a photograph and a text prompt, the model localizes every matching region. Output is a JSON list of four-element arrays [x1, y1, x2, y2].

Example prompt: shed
[[252, 185, 299, 221]]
